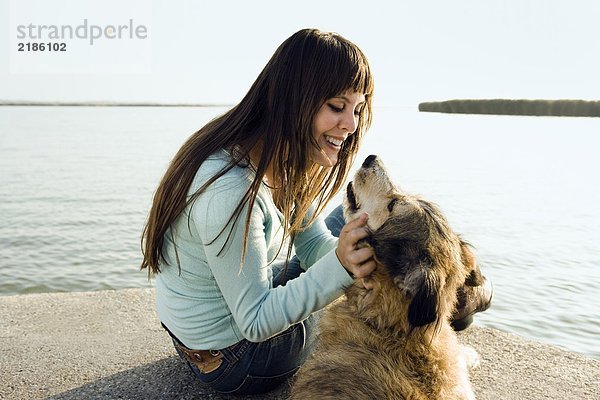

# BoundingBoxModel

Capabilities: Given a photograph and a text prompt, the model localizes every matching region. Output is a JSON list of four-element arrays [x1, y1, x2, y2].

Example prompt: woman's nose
[[339, 109, 358, 134]]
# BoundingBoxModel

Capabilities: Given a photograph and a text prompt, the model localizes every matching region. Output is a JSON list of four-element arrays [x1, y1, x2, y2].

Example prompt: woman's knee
[[324, 204, 345, 237]]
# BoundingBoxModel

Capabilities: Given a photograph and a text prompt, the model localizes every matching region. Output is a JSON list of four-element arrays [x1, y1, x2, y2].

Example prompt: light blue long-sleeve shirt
[[155, 149, 353, 350]]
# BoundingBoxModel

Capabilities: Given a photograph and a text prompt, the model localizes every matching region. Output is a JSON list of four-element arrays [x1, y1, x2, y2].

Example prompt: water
[[1, 106, 598, 360]]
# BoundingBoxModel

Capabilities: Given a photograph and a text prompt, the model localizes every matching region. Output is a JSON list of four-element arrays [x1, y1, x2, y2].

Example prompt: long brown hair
[[141, 28, 374, 276]]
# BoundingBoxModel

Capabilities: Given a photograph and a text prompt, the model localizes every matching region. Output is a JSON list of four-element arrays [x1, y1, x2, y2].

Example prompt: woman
[[141, 28, 377, 395]]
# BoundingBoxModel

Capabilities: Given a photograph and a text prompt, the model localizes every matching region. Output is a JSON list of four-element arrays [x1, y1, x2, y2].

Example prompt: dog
[[291, 155, 483, 400]]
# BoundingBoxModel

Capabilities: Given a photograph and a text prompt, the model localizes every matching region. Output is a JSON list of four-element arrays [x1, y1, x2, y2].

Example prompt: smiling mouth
[[325, 135, 344, 147], [347, 181, 360, 211]]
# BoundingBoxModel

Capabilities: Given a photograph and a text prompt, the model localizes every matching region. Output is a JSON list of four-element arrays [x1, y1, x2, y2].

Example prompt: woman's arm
[[192, 176, 353, 342], [292, 205, 340, 270], [293, 206, 375, 279]]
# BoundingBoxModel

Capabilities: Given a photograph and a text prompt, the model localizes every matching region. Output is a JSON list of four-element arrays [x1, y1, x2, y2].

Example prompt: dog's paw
[[460, 345, 480, 370]]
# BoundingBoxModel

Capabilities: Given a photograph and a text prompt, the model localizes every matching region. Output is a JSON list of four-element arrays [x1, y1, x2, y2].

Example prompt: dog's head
[[343, 155, 484, 331]]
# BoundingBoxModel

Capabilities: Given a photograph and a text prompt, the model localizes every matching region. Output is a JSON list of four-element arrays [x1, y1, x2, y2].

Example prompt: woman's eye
[[387, 198, 398, 212], [328, 104, 343, 113]]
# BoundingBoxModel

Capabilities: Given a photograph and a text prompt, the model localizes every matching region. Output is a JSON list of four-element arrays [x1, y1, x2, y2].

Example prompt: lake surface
[[1, 106, 598, 359]]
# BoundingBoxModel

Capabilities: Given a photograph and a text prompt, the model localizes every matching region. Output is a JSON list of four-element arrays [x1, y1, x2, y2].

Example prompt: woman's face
[[311, 90, 366, 167]]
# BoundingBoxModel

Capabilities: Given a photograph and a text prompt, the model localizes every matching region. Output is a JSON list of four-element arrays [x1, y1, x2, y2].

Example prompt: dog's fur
[[291, 155, 483, 400]]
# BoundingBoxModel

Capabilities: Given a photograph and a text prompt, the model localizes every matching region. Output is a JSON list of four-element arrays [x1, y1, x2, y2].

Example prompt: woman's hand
[[335, 213, 376, 280]]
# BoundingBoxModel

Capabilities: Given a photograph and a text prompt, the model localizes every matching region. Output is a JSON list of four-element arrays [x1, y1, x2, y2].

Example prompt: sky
[[1, 0, 600, 107]]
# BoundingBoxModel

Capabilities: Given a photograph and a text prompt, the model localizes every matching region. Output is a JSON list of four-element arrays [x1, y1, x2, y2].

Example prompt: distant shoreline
[[0, 101, 233, 107], [419, 99, 600, 117], [4, 99, 600, 117]]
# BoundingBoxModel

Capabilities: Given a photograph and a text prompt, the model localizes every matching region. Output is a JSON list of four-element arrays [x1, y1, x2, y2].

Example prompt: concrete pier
[[1, 288, 598, 399]]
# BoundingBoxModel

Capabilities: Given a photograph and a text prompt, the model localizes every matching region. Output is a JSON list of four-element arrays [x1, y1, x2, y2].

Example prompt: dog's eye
[[387, 198, 398, 212]]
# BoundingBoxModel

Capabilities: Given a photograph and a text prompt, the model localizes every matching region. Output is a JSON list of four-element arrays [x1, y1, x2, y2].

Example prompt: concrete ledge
[[1, 288, 598, 399]]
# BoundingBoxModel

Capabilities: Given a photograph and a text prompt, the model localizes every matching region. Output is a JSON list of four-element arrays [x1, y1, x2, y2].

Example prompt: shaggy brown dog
[[291, 155, 483, 400]]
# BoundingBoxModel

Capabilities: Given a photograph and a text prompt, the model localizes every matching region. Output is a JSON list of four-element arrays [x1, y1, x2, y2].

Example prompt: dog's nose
[[362, 155, 377, 168]]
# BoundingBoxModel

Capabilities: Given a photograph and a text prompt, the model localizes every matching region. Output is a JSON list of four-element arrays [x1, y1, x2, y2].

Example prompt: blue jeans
[[169, 205, 346, 395]]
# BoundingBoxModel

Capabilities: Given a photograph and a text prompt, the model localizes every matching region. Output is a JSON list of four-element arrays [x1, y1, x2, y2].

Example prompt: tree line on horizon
[[419, 99, 600, 117]]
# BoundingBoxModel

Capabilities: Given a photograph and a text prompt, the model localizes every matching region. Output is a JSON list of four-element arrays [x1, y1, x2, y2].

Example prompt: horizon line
[[0, 100, 417, 108], [0, 100, 235, 107]]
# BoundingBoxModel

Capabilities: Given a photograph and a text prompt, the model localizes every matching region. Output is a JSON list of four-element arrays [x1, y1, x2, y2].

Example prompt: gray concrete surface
[[0, 288, 597, 399]]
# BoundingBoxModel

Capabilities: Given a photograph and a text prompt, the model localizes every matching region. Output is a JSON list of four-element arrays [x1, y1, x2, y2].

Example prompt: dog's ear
[[460, 240, 484, 287], [369, 235, 413, 277], [464, 269, 484, 287], [407, 266, 440, 327], [368, 216, 427, 277]]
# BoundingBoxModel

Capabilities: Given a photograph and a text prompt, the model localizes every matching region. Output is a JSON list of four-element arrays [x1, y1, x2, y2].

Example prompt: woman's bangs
[[341, 42, 374, 98], [347, 48, 373, 97]]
